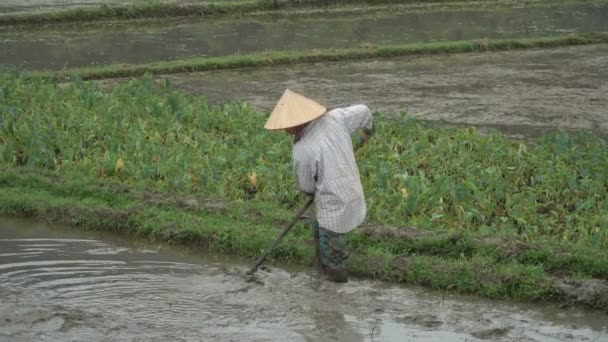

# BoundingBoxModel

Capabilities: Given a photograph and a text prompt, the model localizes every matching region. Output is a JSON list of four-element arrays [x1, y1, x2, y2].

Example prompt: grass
[[0, 171, 564, 301], [1, 72, 607, 307], [26, 33, 608, 81]]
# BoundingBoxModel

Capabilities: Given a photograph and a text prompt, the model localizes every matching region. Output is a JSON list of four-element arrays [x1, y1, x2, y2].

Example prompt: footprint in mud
[[471, 326, 512, 340], [397, 314, 444, 328], [105, 323, 129, 335], [29, 309, 104, 333], [30, 313, 65, 332]]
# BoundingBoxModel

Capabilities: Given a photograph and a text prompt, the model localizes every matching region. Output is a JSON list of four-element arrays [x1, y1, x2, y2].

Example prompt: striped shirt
[[293, 105, 373, 234]]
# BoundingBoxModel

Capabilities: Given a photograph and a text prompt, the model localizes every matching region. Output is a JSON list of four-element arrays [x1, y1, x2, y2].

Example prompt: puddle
[[1, 216, 607, 341], [155, 44, 608, 140], [1, 2, 607, 69]]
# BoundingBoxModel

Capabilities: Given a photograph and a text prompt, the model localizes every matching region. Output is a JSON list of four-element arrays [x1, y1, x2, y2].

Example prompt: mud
[[557, 279, 608, 312], [136, 190, 229, 212], [1, 216, 608, 341], [161, 44, 608, 140], [361, 224, 432, 241], [1, 2, 607, 69]]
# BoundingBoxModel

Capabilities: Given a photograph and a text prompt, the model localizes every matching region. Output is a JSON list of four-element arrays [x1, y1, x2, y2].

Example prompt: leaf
[[400, 187, 409, 199], [431, 213, 444, 220], [115, 158, 125, 173], [248, 172, 258, 188]]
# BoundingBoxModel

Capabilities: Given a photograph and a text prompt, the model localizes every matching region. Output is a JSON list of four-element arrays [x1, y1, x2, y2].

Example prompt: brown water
[[1, 2, 607, 70], [1, 217, 608, 341], [159, 44, 608, 140]]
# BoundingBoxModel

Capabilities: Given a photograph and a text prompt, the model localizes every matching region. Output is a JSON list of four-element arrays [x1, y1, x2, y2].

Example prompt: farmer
[[264, 89, 374, 283]]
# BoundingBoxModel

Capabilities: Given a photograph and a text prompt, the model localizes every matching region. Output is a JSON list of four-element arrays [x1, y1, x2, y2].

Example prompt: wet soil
[[0, 0, 243, 15], [1, 216, 607, 341], [557, 279, 608, 312], [0, 0, 128, 14], [1, 2, 607, 69], [160, 44, 608, 140]]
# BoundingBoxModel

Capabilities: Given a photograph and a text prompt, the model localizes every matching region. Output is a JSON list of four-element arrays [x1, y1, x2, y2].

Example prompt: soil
[[557, 279, 608, 312]]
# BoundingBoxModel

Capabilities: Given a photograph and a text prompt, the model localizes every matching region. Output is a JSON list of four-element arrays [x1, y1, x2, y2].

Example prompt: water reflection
[[159, 44, 608, 140], [1, 216, 607, 342], [1, 3, 607, 69]]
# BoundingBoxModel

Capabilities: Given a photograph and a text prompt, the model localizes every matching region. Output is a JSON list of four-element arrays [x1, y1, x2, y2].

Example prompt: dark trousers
[[311, 219, 347, 270]]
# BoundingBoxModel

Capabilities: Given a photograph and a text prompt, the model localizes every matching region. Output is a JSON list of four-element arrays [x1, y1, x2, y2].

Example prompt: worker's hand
[[360, 131, 370, 146], [358, 126, 374, 148]]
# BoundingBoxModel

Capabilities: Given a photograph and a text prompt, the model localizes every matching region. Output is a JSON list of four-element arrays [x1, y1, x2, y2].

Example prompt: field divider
[[0, 0, 589, 27], [24, 32, 608, 81]]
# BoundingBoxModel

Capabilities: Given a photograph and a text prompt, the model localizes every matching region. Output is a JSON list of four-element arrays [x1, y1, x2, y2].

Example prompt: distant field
[[0, 0, 554, 25], [0, 0, 250, 15]]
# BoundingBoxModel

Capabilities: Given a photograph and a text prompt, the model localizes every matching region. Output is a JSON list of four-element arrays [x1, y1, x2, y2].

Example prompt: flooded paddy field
[[1, 2, 607, 70], [0, 0, 244, 15], [1, 217, 607, 342], [158, 43, 608, 140], [1, 0, 608, 340], [0, 0, 141, 15]]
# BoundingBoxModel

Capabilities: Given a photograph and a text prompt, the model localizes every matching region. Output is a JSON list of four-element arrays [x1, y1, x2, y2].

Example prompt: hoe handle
[[246, 197, 314, 276]]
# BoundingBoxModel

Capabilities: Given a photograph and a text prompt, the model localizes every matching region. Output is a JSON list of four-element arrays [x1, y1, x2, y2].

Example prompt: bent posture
[[264, 89, 374, 283]]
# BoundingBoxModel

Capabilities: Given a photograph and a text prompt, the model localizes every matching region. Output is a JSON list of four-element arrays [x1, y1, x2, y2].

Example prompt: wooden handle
[[246, 197, 314, 276]]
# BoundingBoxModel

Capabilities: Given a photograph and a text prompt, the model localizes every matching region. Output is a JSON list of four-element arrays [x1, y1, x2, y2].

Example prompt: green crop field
[[1, 72, 607, 306]]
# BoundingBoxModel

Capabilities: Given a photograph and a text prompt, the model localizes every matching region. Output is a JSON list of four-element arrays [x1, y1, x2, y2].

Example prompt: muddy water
[[1, 2, 608, 70], [0, 0, 244, 15], [1, 217, 608, 341], [0, 0, 127, 14], [160, 44, 608, 140]]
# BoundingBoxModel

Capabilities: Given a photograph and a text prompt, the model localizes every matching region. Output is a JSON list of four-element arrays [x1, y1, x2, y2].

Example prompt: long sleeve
[[330, 104, 373, 135]]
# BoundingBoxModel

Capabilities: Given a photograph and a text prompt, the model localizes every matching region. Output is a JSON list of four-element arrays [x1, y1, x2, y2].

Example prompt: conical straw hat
[[264, 89, 327, 130]]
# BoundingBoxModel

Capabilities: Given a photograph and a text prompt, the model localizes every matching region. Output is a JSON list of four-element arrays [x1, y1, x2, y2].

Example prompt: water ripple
[[1, 230, 606, 342]]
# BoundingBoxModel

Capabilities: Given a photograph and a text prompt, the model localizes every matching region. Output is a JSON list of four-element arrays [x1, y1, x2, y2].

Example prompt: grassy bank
[[1, 73, 607, 308], [29, 33, 608, 81], [0, 0, 564, 27]]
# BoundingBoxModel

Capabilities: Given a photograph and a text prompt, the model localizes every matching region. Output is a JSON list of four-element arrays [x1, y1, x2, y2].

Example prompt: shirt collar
[[294, 115, 322, 143]]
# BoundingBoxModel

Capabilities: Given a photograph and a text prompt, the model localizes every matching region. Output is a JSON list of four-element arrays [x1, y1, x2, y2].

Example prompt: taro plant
[[1, 72, 607, 247]]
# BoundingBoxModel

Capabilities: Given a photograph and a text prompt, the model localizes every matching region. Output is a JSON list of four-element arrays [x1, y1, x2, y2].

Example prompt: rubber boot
[[313, 236, 325, 274]]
